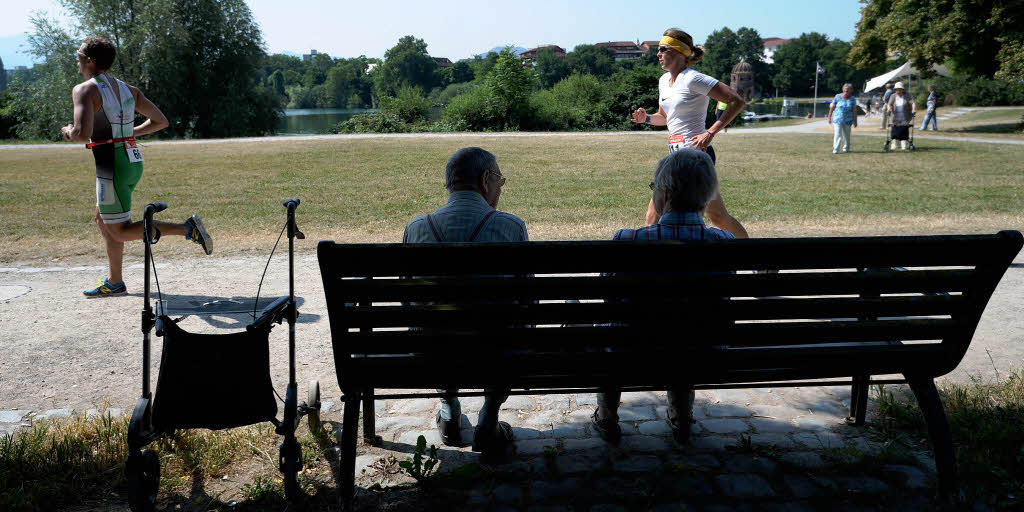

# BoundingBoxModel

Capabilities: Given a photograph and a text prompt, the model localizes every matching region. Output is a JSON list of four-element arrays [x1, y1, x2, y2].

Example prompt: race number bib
[[668, 134, 687, 153], [125, 139, 143, 163]]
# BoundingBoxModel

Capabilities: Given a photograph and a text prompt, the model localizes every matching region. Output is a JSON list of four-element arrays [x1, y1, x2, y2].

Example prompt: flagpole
[[813, 61, 819, 118]]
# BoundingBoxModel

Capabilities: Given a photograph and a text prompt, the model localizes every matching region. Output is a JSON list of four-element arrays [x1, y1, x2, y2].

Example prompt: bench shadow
[[122, 294, 320, 328], [335, 389, 938, 510]]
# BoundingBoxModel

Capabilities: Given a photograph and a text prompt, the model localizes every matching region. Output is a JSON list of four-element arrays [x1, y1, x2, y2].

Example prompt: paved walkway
[[3, 106, 1021, 150]]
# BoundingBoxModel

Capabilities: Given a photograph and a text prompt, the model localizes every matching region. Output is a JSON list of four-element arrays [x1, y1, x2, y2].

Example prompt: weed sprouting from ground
[[872, 370, 1024, 508], [399, 435, 439, 483]]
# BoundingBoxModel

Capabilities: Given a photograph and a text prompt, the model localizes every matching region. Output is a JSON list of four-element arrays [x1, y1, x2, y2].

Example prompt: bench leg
[[846, 375, 870, 426], [905, 375, 958, 501], [339, 390, 362, 512], [362, 388, 382, 446]]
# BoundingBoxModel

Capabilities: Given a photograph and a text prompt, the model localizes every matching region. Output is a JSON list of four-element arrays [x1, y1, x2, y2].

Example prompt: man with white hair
[[403, 147, 526, 458], [591, 148, 747, 445]]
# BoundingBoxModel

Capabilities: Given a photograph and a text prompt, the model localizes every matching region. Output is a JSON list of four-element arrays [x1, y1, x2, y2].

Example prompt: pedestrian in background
[[920, 85, 938, 131], [828, 83, 858, 154], [881, 82, 894, 130]]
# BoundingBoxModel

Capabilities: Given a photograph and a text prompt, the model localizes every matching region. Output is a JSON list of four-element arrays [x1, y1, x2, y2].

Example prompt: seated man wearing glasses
[[403, 147, 527, 457], [592, 148, 747, 446]]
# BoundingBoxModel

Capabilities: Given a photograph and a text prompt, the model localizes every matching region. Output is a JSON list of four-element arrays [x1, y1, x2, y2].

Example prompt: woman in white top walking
[[630, 28, 747, 237]]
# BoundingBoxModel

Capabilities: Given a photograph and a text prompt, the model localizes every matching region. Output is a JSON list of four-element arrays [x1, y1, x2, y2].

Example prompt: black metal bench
[[318, 231, 1021, 506]]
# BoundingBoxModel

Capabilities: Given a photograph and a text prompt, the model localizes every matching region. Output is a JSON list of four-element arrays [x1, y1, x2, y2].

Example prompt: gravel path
[[3, 106, 1022, 150]]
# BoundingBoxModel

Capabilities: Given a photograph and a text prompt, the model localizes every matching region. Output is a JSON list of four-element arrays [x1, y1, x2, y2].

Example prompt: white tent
[[864, 61, 951, 92]]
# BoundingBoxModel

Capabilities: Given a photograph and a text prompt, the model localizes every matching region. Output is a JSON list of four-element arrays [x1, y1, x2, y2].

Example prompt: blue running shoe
[[185, 214, 213, 255], [83, 278, 126, 298]]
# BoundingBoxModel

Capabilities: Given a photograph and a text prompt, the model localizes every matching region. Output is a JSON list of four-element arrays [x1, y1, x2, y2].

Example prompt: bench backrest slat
[[318, 231, 1022, 389]]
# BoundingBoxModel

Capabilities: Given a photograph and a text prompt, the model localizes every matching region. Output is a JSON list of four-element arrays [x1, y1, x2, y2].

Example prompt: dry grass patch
[[1, 133, 1021, 263]]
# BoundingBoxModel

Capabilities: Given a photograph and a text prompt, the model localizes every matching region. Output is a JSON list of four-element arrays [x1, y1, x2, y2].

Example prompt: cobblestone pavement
[[332, 387, 944, 511]]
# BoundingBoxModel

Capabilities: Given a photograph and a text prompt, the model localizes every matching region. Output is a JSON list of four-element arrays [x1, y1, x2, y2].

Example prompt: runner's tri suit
[[89, 73, 142, 224], [659, 67, 719, 163]]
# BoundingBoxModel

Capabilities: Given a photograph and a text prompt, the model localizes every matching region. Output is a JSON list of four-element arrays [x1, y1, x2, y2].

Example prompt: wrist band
[[645, 115, 651, 124]]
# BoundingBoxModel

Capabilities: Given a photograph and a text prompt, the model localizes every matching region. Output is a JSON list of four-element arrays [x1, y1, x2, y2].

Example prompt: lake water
[[280, 109, 376, 134]]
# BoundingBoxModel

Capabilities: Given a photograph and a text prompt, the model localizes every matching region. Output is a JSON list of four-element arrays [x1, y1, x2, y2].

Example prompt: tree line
[[2, 0, 1021, 139]]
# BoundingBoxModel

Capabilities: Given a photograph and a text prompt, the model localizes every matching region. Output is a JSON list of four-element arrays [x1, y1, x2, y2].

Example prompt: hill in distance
[[475, 46, 526, 58]]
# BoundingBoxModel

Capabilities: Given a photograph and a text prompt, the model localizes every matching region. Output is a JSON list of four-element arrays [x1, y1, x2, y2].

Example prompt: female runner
[[631, 28, 747, 237]]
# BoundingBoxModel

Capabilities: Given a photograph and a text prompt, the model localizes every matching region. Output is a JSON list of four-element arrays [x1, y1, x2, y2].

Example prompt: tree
[[535, 48, 569, 88], [324, 61, 356, 107], [268, 70, 286, 97], [467, 52, 499, 83], [435, 60, 474, 88], [5, 15, 80, 139], [484, 47, 538, 128], [697, 26, 771, 93], [19, 0, 282, 139], [565, 45, 616, 78], [0, 56, 6, 91], [303, 52, 334, 88], [374, 35, 437, 98], [771, 32, 830, 95], [849, 0, 1024, 78], [818, 39, 877, 93]]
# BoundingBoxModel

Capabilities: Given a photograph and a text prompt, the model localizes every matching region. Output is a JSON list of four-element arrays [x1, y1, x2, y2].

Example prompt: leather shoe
[[591, 408, 621, 445], [435, 410, 462, 446]]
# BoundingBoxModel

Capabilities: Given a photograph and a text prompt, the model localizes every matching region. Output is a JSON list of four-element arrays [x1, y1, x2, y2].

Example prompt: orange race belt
[[85, 136, 135, 149], [668, 134, 686, 145]]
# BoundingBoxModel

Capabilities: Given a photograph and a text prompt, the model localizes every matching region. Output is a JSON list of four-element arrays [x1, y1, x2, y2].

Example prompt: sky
[[1, 0, 865, 68]]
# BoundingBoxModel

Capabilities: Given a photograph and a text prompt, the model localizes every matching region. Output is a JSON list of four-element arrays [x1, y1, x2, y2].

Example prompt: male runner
[[61, 37, 213, 297]]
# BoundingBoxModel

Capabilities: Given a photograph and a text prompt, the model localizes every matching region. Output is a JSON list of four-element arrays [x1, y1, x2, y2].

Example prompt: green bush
[[527, 73, 613, 131], [333, 112, 408, 134], [429, 82, 477, 108], [379, 85, 430, 124], [441, 85, 498, 131], [602, 65, 664, 130], [932, 76, 1024, 106], [0, 92, 19, 139]]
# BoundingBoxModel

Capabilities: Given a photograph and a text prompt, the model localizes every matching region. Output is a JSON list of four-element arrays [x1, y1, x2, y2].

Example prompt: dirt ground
[[1, 245, 1021, 416]]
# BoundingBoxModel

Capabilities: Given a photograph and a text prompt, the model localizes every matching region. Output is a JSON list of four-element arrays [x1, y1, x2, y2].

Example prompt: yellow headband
[[659, 35, 693, 57]]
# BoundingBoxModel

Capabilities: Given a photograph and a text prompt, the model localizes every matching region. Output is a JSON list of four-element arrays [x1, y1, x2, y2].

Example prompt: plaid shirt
[[613, 211, 735, 241], [403, 190, 528, 243]]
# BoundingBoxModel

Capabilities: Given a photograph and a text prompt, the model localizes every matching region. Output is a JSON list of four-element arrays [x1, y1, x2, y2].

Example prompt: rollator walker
[[125, 198, 320, 511]]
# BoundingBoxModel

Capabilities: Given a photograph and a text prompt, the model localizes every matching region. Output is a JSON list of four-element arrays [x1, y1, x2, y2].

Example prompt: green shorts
[[95, 142, 144, 224]]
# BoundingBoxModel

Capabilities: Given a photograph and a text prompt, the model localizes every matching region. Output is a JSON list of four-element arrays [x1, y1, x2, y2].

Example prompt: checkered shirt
[[613, 211, 735, 241], [403, 191, 528, 243]]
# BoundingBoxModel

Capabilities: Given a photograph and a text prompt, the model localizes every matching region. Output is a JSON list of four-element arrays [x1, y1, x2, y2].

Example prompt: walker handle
[[146, 201, 168, 214]]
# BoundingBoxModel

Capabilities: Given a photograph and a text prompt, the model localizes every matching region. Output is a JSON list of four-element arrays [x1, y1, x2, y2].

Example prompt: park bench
[[318, 231, 1022, 507]]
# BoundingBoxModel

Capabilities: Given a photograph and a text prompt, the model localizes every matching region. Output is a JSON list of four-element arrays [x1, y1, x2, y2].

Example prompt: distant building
[[433, 57, 453, 68], [302, 49, 319, 62], [639, 40, 660, 53], [762, 37, 791, 64], [520, 45, 566, 63], [730, 59, 756, 102], [594, 41, 643, 61]]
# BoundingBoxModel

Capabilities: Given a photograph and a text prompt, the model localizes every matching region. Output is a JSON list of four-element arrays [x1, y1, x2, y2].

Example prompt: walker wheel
[[307, 379, 322, 435], [126, 449, 160, 512]]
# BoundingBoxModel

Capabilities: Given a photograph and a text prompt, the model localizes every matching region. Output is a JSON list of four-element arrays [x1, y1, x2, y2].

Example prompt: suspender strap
[[86, 136, 136, 149], [468, 211, 497, 242], [425, 214, 442, 242]]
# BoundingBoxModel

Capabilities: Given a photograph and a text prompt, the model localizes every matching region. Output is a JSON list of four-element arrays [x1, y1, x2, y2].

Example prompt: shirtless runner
[[61, 37, 213, 297]]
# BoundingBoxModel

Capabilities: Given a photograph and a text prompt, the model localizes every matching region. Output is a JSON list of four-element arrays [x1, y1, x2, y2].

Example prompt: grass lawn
[[927, 107, 1024, 139], [1, 132, 1022, 263]]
